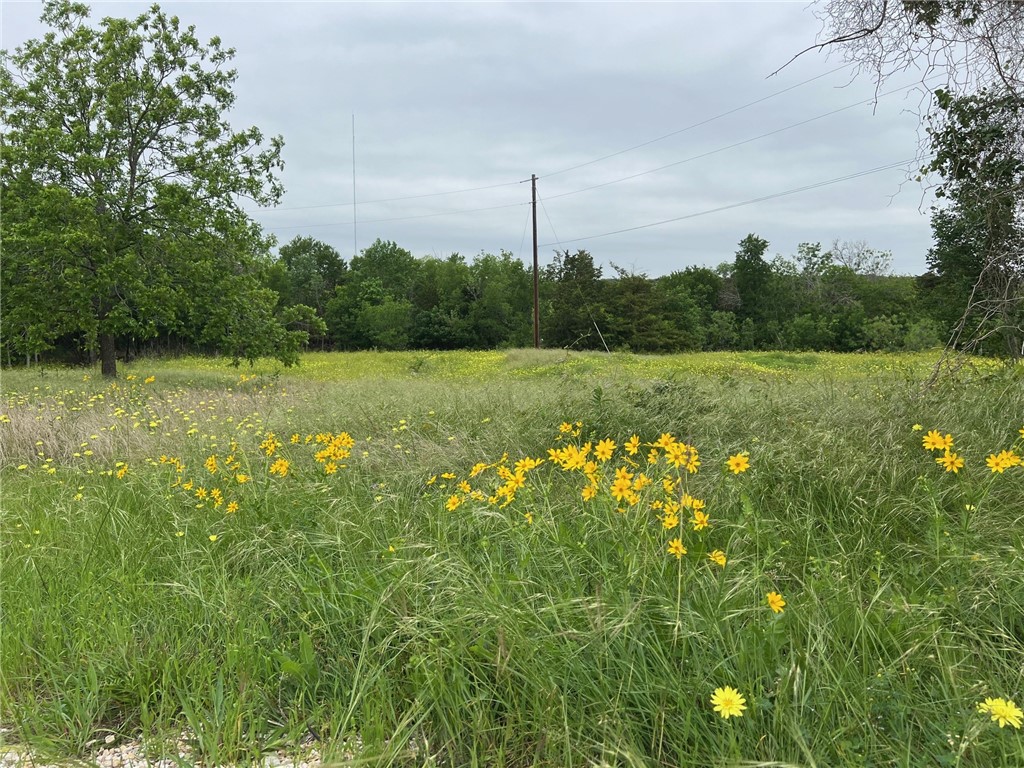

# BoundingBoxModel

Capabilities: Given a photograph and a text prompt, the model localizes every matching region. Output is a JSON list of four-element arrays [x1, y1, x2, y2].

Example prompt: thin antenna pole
[[352, 114, 357, 258], [532, 173, 540, 349]]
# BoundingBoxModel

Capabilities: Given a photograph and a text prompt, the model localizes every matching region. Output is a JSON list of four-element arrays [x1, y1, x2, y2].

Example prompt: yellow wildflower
[[667, 538, 686, 559], [998, 449, 1021, 467], [936, 451, 964, 473], [977, 698, 1023, 729], [515, 457, 543, 474], [726, 453, 750, 474], [594, 439, 616, 462], [260, 433, 280, 457], [610, 476, 633, 501], [923, 430, 953, 452], [654, 433, 676, 449], [709, 549, 727, 567], [710, 687, 746, 719], [766, 591, 786, 613]]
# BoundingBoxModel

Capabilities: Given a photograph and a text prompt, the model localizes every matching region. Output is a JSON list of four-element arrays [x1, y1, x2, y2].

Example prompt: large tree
[[544, 249, 607, 350], [790, 1, 1024, 358], [1, 1, 290, 376], [925, 89, 1023, 356], [731, 234, 771, 328], [273, 236, 348, 316], [786, 1, 1023, 98]]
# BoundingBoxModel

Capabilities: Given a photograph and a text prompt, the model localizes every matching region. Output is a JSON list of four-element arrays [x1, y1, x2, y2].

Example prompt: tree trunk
[[100, 333, 117, 378]]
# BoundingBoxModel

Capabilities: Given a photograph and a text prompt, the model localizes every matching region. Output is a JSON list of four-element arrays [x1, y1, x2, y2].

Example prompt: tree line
[[31, 231, 974, 361]]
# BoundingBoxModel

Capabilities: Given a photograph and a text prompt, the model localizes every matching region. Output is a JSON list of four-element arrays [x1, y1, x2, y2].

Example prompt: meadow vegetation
[[2, 349, 1023, 767]]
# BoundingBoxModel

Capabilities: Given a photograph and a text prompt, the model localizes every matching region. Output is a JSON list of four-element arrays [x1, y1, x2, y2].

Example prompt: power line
[[537, 193, 561, 246], [539, 158, 916, 248], [538, 63, 855, 179], [251, 64, 854, 214], [254, 179, 524, 213], [259, 200, 529, 231], [545, 77, 938, 203], [261, 77, 923, 235], [516, 204, 532, 263]]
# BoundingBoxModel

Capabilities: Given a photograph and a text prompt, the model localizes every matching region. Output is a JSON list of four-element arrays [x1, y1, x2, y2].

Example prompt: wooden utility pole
[[532, 173, 540, 349]]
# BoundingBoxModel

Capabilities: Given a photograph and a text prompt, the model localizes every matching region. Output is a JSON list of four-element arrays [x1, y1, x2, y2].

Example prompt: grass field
[[2, 349, 1023, 767]]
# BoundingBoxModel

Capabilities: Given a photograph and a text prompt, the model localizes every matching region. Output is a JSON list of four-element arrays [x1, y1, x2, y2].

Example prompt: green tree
[[604, 266, 701, 352], [324, 239, 421, 349], [731, 234, 772, 342], [349, 239, 419, 301], [660, 266, 722, 347], [276, 236, 348, 316], [544, 249, 607, 350], [463, 251, 533, 349], [1, 1, 287, 376], [925, 88, 1023, 356], [409, 254, 472, 349]]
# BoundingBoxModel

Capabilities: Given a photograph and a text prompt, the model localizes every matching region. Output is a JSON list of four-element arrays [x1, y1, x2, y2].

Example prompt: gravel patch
[[0, 730, 331, 768]]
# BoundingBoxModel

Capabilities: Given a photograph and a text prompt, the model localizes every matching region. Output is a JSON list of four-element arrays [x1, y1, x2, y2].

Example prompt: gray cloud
[[1, 1, 938, 275]]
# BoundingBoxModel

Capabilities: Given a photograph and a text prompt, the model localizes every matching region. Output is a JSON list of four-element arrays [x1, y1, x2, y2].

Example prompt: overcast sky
[[2, 1, 942, 276]]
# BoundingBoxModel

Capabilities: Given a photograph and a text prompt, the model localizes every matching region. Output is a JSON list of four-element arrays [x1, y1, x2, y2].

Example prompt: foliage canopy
[[0, 1, 300, 376]]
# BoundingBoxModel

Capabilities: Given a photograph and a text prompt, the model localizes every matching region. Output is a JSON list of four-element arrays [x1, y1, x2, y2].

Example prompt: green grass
[[2, 350, 1023, 767]]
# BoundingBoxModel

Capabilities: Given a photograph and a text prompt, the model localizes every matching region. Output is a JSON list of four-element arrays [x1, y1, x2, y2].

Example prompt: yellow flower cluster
[[436, 452, 543, 511], [312, 431, 355, 473], [920, 426, 1022, 475], [985, 449, 1022, 473], [431, 425, 758, 581], [259, 432, 281, 457]]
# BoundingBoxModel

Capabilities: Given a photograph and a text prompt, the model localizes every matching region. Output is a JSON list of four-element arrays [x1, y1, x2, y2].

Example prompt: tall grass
[[1, 351, 1022, 766]]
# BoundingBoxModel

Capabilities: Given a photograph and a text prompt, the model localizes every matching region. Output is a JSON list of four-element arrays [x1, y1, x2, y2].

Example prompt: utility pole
[[532, 173, 540, 349]]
